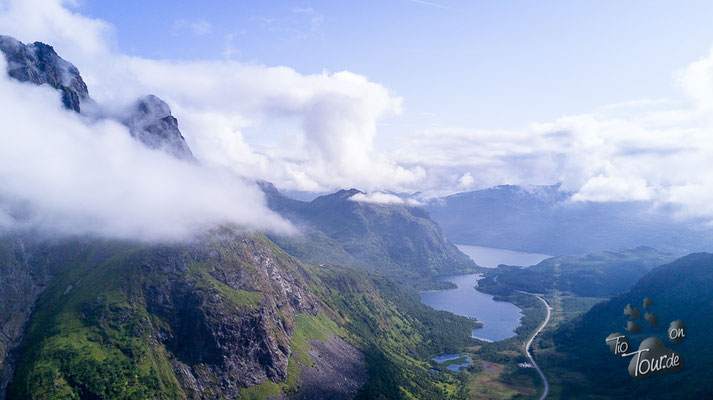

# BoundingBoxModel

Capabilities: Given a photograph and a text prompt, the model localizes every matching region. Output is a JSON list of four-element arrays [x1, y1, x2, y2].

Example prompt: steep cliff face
[[0, 36, 89, 112], [2, 231, 364, 399]]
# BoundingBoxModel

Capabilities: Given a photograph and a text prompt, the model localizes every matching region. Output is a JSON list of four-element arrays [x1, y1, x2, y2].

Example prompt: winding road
[[523, 294, 552, 400]]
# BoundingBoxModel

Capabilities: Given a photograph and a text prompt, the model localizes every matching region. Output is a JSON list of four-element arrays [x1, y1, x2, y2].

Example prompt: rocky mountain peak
[[124, 95, 196, 161], [0, 35, 88, 112]]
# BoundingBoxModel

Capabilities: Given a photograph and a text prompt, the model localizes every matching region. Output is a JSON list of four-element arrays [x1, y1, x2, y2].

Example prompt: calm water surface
[[431, 353, 473, 372], [420, 273, 522, 341], [420, 246, 552, 341]]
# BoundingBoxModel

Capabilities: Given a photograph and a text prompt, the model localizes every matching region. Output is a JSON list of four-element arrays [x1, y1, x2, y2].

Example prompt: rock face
[[0, 35, 89, 112], [1, 232, 364, 399], [124, 95, 195, 161]]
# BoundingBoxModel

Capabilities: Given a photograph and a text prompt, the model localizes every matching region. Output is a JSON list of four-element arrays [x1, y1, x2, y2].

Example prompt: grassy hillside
[[538, 253, 713, 399]]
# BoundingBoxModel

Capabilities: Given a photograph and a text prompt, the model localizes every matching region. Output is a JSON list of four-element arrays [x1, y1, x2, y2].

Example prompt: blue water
[[456, 244, 551, 268], [421, 273, 523, 341], [431, 353, 473, 372]]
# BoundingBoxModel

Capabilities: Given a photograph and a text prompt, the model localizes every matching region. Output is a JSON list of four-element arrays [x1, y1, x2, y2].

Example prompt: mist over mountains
[[0, 35, 291, 240]]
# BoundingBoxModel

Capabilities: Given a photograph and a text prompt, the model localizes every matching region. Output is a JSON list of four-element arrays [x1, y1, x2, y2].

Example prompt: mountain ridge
[[428, 184, 713, 255], [260, 182, 479, 287]]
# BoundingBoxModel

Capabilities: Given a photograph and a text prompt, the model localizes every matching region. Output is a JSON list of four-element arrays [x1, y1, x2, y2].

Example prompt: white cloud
[[349, 192, 422, 206], [458, 172, 475, 189], [0, 57, 293, 240], [173, 19, 212, 36], [0, 0, 426, 239], [0, 0, 422, 193]]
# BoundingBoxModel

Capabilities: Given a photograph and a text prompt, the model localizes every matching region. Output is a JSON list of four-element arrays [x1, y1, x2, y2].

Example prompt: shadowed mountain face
[[0, 35, 89, 112], [0, 231, 370, 399], [260, 182, 478, 284], [428, 185, 713, 255], [0, 233, 308, 397], [124, 95, 195, 160], [546, 253, 713, 399], [0, 35, 194, 161]]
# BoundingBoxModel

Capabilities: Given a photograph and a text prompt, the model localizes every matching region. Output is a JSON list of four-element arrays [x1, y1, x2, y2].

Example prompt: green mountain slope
[[540, 253, 713, 399], [1, 230, 478, 399], [260, 183, 478, 286]]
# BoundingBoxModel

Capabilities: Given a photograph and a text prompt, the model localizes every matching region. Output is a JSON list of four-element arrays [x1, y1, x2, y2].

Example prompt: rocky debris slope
[[291, 334, 367, 400]]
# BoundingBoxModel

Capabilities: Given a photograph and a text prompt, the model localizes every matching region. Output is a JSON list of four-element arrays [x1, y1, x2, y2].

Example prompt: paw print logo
[[605, 297, 687, 379]]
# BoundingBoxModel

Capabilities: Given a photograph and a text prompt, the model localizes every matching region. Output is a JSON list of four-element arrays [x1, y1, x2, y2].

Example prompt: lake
[[456, 244, 551, 268], [431, 353, 473, 372], [420, 273, 522, 341], [420, 246, 552, 341]]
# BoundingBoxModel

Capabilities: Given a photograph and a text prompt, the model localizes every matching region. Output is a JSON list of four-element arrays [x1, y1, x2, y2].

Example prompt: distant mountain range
[[428, 184, 713, 255]]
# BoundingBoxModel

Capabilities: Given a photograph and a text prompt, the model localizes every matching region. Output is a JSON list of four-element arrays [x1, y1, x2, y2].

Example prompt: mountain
[[540, 253, 713, 399], [0, 231, 477, 399], [0, 35, 194, 161], [0, 35, 89, 112], [260, 183, 478, 286], [478, 246, 678, 297], [428, 184, 713, 255], [123, 95, 195, 160]]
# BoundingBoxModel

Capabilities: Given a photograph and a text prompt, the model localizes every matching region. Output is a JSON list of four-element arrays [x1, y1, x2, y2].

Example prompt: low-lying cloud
[[349, 192, 422, 206], [0, 56, 292, 240]]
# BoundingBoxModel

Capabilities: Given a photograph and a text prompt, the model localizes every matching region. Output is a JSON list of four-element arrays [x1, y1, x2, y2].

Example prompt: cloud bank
[[0, 55, 292, 240], [394, 49, 713, 221]]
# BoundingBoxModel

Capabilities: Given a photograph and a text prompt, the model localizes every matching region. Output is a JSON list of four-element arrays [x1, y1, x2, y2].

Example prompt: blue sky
[[78, 0, 713, 132]]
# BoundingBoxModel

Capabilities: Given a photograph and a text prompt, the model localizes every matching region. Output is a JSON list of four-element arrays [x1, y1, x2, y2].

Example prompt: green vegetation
[[540, 253, 713, 399], [308, 263, 478, 399], [261, 185, 481, 286], [478, 247, 677, 297], [8, 243, 186, 399]]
